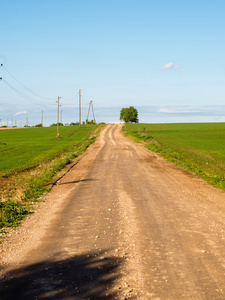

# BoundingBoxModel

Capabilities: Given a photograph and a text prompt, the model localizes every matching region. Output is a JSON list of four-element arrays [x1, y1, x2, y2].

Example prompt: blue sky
[[0, 0, 225, 126]]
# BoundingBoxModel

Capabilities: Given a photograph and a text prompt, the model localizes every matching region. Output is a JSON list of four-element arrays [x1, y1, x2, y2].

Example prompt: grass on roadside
[[123, 123, 225, 190], [0, 124, 104, 234], [0, 200, 30, 230], [0, 125, 98, 177]]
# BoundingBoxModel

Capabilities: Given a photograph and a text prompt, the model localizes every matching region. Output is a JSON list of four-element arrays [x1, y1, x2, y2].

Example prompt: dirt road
[[1, 124, 225, 299]]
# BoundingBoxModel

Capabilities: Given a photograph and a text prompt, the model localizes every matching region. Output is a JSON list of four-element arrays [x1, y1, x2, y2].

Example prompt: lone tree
[[120, 106, 138, 123]]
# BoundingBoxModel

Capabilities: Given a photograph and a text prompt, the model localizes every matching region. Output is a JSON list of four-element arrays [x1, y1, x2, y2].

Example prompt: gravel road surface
[[1, 124, 225, 299]]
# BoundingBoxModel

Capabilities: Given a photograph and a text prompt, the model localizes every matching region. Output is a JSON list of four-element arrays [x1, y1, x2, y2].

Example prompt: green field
[[0, 125, 97, 177], [123, 123, 225, 190], [0, 124, 102, 232]]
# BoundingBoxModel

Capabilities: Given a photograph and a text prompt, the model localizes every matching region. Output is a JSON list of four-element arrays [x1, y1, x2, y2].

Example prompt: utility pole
[[79, 89, 81, 127], [86, 100, 96, 124], [0, 76, 1, 128], [92, 101, 96, 124], [86, 101, 91, 124], [57, 96, 61, 138], [0, 77, 2, 128]]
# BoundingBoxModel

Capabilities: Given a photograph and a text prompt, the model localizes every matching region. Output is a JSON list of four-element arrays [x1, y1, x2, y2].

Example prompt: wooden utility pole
[[86, 100, 96, 124], [57, 96, 61, 138], [92, 101, 96, 124], [79, 89, 81, 127], [86, 101, 92, 123]]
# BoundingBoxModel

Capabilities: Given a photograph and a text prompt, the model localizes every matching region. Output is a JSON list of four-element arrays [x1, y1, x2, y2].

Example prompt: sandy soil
[[1, 124, 225, 299], [0, 127, 27, 130]]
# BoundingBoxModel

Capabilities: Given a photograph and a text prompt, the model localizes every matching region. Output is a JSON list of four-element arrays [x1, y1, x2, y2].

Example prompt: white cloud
[[161, 62, 179, 70], [15, 111, 27, 116]]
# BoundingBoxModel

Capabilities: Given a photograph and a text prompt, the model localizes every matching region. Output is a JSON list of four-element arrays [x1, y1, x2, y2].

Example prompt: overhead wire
[[2, 65, 55, 101], [0, 65, 82, 117], [2, 79, 49, 108]]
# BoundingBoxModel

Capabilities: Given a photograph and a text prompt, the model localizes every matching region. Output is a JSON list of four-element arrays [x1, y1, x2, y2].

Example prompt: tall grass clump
[[0, 200, 30, 233]]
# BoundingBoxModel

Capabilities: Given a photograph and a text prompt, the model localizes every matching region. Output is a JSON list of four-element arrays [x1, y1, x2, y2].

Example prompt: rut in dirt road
[[1, 124, 225, 299]]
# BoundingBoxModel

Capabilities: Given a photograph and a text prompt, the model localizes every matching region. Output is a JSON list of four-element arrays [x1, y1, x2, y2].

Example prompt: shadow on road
[[0, 250, 124, 299], [57, 178, 97, 186]]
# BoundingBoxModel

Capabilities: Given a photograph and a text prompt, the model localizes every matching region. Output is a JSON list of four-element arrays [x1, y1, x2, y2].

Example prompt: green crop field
[[0, 125, 97, 177], [0, 124, 102, 232], [123, 123, 225, 190]]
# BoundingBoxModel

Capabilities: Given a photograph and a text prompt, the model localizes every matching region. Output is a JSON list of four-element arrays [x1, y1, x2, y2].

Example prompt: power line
[[62, 96, 77, 101], [2, 79, 49, 108], [2, 65, 55, 101]]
